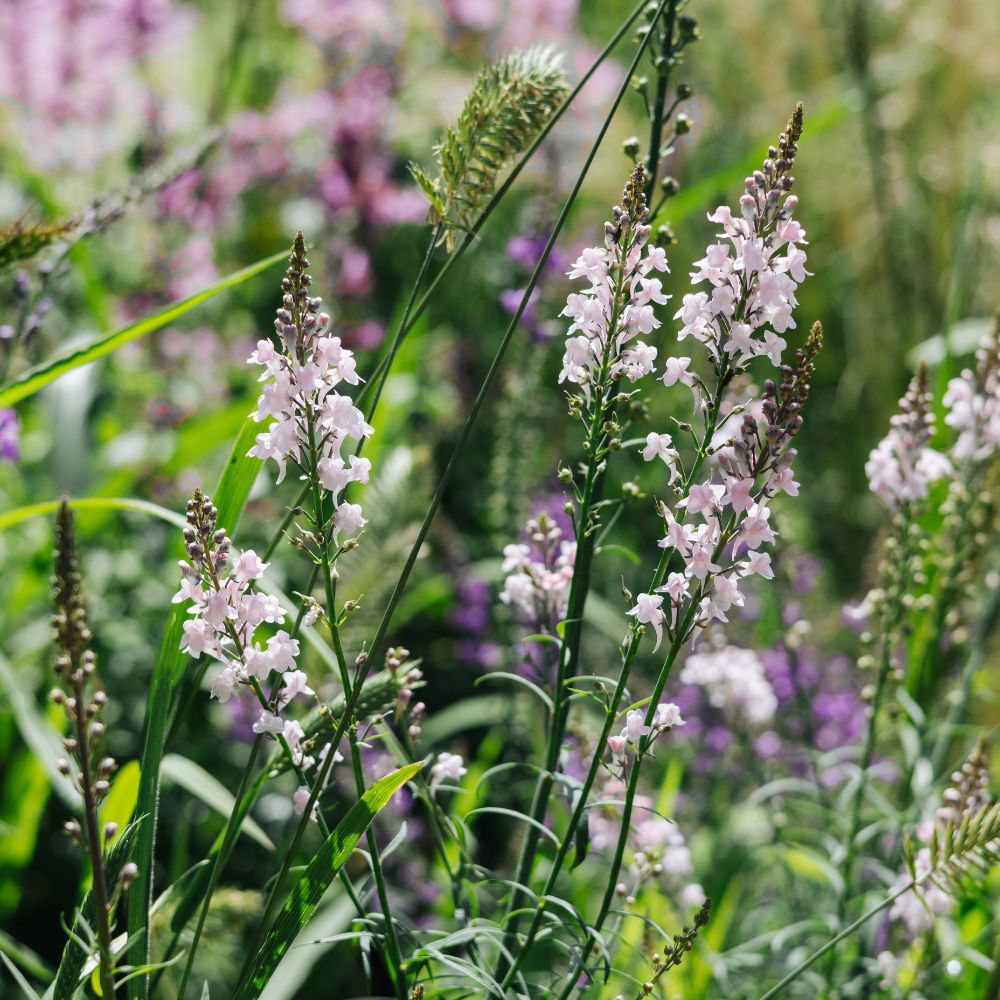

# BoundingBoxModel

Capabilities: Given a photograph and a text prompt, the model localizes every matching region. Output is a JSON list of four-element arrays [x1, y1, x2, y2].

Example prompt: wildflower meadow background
[[1, 1, 999, 998]]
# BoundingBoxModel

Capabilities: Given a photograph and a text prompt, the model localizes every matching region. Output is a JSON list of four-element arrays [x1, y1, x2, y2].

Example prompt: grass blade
[[0, 251, 285, 408], [233, 762, 421, 1000], [161, 754, 274, 852], [124, 416, 261, 999]]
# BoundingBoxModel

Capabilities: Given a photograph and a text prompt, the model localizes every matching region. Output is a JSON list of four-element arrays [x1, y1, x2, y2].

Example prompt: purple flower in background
[[499, 234, 569, 341], [0, 409, 19, 462]]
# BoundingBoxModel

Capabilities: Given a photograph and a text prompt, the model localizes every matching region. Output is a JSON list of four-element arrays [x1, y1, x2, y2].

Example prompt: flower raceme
[[559, 163, 668, 404], [499, 512, 576, 628], [630, 105, 819, 650], [942, 314, 1000, 462], [248, 232, 373, 543], [176, 491, 313, 759], [866, 363, 951, 508]]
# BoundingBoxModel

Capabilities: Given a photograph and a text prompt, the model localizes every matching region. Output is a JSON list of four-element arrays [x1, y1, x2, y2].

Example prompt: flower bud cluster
[[674, 103, 808, 367], [248, 232, 373, 544], [51, 503, 117, 838], [51, 500, 135, 962], [177, 489, 315, 756]]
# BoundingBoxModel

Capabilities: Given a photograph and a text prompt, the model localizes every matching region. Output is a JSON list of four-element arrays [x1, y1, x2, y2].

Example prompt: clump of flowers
[[678, 643, 777, 726], [499, 511, 576, 628], [631, 104, 816, 650], [176, 490, 313, 754], [865, 364, 951, 508], [942, 315, 1000, 460], [559, 164, 668, 396], [248, 232, 373, 543]]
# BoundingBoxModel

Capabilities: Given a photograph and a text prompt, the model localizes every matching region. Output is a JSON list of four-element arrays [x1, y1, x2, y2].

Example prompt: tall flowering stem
[[51, 502, 135, 1000], [546, 106, 815, 996], [501, 107, 814, 992], [828, 364, 951, 969], [240, 235, 408, 997], [501, 164, 668, 954]]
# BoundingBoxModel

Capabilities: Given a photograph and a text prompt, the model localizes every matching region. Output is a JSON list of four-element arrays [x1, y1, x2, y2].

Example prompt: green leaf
[[233, 762, 422, 999], [0, 250, 286, 408], [99, 761, 141, 851], [0, 497, 186, 533], [160, 754, 273, 852], [0, 654, 79, 810], [476, 671, 553, 712], [1, 952, 41, 1000], [52, 818, 144, 1000], [125, 417, 262, 999]]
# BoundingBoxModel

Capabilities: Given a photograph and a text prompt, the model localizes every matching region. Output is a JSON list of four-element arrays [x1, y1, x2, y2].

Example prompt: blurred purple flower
[[0, 409, 20, 462]]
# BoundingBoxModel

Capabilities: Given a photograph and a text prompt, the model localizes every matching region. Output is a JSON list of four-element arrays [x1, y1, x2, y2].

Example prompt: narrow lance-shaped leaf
[[52, 818, 145, 1000], [0, 250, 286, 408], [125, 415, 262, 999], [233, 762, 422, 999]]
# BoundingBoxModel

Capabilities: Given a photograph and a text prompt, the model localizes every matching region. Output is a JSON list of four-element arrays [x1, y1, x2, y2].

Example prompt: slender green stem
[[176, 735, 264, 999], [361, 226, 441, 432], [553, 607, 698, 1000], [254, 18, 675, 982], [830, 508, 914, 977], [347, 725, 407, 999], [503, 372, 730, 989], [643, 0, 681, 205], [756, 880, 915, 1000], [353, 0, 652, 412], [986, 928, 1000, 1000], [498, 208, 635, 967]]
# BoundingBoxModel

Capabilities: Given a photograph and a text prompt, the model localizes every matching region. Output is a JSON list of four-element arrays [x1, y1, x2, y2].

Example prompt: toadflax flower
[[640, 104, 819, 646], [499, 512, 576, 628], [176, 490, 316, 754], [559, 165, 668, 400], [430, 752, 468, 792], [248, 232, 373, 543], [942, 314, 1000, 461], [866, 363, 952, 508]]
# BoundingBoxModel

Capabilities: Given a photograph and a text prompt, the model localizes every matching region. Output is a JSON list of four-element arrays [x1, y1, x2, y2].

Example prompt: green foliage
[[0, 251, 286, 408], [410, 47, 568, 250], [52, 818, 145, 1000], [918, 801, 1000, 897], [125, 417, 262, 1000], [233, 762, 422, 998]]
